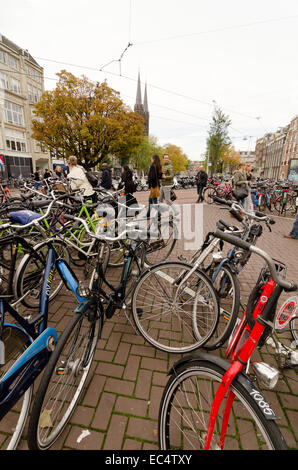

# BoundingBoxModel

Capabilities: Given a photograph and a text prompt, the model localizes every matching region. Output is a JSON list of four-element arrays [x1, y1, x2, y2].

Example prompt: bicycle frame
[[204, 277, 280, 449]]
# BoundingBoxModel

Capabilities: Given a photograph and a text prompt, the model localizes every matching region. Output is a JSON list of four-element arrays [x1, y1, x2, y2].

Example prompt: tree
[[130, 136, 163, 172], [162, 144, 189, 173], [221, 145, 241, 173], [206, 106, 231, 175], [32, 70, 145, 169]]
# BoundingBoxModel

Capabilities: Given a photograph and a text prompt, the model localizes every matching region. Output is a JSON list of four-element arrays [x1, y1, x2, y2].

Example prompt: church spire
[[135, 71, 142, 108], [143, 82, 149, 113]]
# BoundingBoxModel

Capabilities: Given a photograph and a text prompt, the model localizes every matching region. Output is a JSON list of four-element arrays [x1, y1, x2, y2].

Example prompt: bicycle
[[0, 207, 99, 449], [26, 209, 184, 449], [158, 230, 297, 450]]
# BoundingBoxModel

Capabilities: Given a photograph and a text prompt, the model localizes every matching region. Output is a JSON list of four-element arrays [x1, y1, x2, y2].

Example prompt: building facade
[[134, 72, 149, 136], [279, 115, 298, 181], [262, 126, 289, 179], [0, 33, 51, 179], [239, 150, 255, 166]]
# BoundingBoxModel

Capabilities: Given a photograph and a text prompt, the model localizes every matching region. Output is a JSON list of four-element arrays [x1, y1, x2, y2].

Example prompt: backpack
[[86, 171, 99, 188]]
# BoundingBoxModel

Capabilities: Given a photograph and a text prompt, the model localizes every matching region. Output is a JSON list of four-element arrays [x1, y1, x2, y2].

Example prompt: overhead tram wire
[[134, 14, 298, 45]]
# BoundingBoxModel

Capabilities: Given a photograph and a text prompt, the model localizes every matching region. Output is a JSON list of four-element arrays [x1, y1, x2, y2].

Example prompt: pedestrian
[[233, 163, 249, 206], [100, 163, 112, 190], [284, 213, 298, 239], [147, 154, 162, 218], [34, 169, 40, 189], [67, 156, 97, 203], [43, 168, 51, 180], [195, 166, 208, 203], [160, 154, 174, 206], [55, 165, 65, 180], [121, 166, 135, 195]]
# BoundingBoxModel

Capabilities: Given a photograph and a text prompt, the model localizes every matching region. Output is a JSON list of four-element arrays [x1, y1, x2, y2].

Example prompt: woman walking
[[147, 154, 162, 218], [121, 165, 136, 205]]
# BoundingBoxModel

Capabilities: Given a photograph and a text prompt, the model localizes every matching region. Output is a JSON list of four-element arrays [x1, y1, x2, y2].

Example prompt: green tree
[[130, 136, 163, 172], [206, 106, 231, 175], [32, 70, 144, 170], [162, 144, 189, 173]]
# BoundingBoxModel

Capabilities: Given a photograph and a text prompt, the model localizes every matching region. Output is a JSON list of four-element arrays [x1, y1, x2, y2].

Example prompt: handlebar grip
[[63, 214, 75, 221], [229, 209, 243, 222], [214, 229, 251, 251], [212, 195, 232, 206]]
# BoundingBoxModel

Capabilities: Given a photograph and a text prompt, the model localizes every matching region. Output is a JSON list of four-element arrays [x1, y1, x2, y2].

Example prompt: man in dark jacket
[[101, 163, 112, 190], [196, 166, 208, 202]]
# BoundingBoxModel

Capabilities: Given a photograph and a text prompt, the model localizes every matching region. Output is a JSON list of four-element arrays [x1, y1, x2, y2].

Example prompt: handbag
[[150, 186, 160, 199], [149, 165, 160, 199], [170, 189, 177, 201], [232, 188, 248, 201]]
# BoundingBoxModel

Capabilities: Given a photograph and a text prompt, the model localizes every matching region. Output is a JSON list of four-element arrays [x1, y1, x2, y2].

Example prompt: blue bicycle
[[0, 202, 94, 449]]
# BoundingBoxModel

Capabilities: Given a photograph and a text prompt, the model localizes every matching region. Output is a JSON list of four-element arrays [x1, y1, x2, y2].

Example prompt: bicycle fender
[[168, 352, 278, 421]]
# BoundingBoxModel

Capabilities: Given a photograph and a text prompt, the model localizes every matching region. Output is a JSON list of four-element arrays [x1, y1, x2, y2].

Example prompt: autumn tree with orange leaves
[[32, 71, 145, 169]]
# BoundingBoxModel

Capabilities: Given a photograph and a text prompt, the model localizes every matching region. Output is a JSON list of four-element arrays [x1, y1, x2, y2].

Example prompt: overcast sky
[[1, 0, 298, 161]]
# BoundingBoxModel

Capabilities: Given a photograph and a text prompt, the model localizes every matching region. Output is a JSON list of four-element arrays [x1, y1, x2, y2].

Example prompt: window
[[11, 77, 21, 94], [0, 71, 9, 89], [28, 84, 41, 103], [5, 129, 27, 153], [0, 49, 5, 64], [7, 54, 18, 70], [4, 101, 24, 126], [25, 64, 42, 83]]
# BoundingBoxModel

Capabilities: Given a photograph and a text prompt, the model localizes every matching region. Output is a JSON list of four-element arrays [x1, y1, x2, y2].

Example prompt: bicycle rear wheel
[[27, 306, 102, 450], [15, 239, 69, 309], [131, 261, 219, 353], [159, 360, 288, 450], [203, 264, 240, 350], [145, 219, 177, 266]]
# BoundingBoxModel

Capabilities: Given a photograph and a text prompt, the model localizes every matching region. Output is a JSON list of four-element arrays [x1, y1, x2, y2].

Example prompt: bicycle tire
[[15, 238, 69, 309], [203, 264, 240, 350], [158, 359, 288, 450], [203, 187, 217, 204], [0, 325, 33, 450], [27, 306, 102, 450], [144, 219, 177, 266], [131, 261, 219, 353]]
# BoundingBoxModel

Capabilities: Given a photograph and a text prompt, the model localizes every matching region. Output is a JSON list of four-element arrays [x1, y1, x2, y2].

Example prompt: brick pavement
[[11, 189, 298, 450]]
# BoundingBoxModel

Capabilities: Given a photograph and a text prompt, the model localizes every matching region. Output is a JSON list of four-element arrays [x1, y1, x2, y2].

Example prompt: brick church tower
[[134, 72, 149, 136]]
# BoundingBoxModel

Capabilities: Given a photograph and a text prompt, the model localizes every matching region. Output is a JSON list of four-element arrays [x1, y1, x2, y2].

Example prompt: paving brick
[[65, 426, 104, 450], [92, 392, 116, 430], [96, 362, 124, 378], [103, 414, 128, 450], [82, 374, 106, 407], [135, 369, 152, 400], [105, 378, 135, 396], [123, 355, 140, 381], [126, 417, 158, 443], [114, 341, 131, 365], [141, 357, 168, 372], [115, 396, 148, 417]]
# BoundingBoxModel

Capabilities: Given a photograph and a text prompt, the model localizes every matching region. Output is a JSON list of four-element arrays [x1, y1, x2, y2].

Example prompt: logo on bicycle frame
[[275, 296, 298, 330]]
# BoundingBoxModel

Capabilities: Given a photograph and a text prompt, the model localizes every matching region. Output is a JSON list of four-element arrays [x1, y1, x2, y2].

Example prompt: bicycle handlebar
[[63, 213, 147, 242], [214, 229, 296, 292]]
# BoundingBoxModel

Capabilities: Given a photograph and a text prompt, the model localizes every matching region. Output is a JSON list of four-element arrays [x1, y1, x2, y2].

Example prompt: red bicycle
[[158, 231, 297, 450]]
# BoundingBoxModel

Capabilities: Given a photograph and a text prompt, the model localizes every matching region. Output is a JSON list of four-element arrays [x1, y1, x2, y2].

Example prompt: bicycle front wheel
[[131, 262, 219, 353], [159, 360, 288, 450], [27, 307, 102, 450]]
